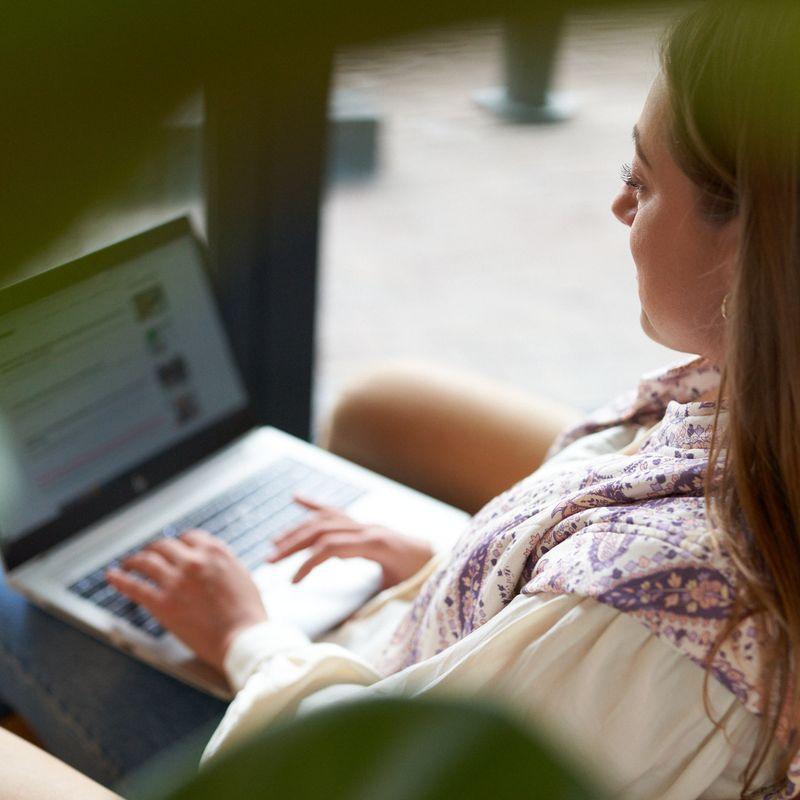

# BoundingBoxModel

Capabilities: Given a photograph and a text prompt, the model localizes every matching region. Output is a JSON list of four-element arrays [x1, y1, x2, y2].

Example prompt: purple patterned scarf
[[380, 355, 798, 799]]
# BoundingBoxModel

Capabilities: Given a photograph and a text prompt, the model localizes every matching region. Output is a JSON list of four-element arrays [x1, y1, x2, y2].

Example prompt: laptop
[[0, 217, 468, 698]]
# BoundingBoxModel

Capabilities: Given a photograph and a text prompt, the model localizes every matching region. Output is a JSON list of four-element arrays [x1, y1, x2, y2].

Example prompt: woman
[[2, 1, 798, 797]]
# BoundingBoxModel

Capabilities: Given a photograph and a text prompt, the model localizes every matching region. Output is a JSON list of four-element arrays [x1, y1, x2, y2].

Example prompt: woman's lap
[[0, 569, 226, 788], [0, 365, 576, 788]]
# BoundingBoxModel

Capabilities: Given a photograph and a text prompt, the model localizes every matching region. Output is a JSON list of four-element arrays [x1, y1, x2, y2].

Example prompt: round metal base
[[473, 87, 576, 124]]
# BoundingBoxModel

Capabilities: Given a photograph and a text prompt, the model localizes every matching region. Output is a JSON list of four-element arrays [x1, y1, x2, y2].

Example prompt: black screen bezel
[[0, 216, 255, 571]]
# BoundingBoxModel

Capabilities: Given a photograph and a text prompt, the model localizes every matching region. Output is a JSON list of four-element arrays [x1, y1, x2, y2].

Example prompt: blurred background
[[6, 1, 691, 437], [317, 3, 685, 427]]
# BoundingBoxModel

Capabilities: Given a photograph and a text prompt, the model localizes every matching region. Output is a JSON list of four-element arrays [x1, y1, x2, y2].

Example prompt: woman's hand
[[269, 495, 435, 589], [106, 530, 267, 672]]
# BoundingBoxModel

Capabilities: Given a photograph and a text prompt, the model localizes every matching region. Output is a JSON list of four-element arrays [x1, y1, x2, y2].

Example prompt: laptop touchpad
[[253, 553, 382, 640]]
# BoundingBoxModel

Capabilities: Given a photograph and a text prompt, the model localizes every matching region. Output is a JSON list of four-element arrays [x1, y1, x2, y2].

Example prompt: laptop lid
[[0, 217, 254, 571]]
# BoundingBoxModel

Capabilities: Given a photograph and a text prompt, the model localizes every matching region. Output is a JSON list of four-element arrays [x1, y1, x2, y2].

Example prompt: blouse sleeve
[[202, 593, 772, 799]]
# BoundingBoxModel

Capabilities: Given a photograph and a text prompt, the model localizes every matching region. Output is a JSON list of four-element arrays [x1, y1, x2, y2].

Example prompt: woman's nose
[[611, 189, 636, 227]]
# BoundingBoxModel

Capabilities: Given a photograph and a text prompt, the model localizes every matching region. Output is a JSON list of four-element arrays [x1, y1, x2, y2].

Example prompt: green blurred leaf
[[139, 697, 608, 800]]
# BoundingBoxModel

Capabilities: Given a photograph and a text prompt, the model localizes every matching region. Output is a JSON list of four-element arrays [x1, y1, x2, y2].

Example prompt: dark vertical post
[[475, 7, 573, 124], [502, 10, 563, 107], [204, 46, 333, 441]]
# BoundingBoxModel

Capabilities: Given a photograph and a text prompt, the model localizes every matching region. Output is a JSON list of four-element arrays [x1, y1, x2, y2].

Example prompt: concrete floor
[[315, 3, 691, 431]]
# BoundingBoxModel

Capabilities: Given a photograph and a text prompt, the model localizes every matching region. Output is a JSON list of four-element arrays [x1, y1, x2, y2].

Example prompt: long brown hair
[[662, 1, 800, 794]]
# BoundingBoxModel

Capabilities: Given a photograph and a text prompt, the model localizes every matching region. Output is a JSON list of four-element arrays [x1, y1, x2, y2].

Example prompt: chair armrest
[[0, 727, 121, 800]]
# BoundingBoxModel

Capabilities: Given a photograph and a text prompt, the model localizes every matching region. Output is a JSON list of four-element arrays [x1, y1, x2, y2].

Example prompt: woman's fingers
[[118, 549, 176, 586], [291, 534, 376, 583], [272, 519, 323, 550], [179, 529, 217, 548], [146, 536, 192, 564], [273, 495, 341, 545], [103, 535, 196, 609], [271, 497, 346, 550], [106, 566, 163, 610], [292, 494, 338, 513], [105, 541, 183, 615], [268, 521, 362, 562], [111, 531, 267, 671]]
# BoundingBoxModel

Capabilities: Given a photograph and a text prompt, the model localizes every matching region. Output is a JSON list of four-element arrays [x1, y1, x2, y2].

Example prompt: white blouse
[[202, 422, 784, 799]]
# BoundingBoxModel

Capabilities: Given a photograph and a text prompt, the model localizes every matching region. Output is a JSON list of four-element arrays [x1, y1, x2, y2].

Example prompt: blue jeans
[[0, 570, 227, 789]]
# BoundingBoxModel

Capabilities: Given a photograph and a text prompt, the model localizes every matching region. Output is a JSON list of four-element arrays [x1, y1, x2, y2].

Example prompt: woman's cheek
[[628, 217, 662, 309], [628, 215, 647, 275], [627, 195, 664, 279]]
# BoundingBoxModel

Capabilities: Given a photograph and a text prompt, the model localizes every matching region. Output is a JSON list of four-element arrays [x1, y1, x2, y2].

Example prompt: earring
[[721, 294, 729, 320]]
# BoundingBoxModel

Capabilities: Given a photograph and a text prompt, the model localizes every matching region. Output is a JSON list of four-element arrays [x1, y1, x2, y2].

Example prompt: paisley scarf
[[380, 355, 799, 799]]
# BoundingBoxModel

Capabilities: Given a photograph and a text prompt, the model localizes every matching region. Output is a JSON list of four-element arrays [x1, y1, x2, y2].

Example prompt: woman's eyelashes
[[620, 161, 645, 193]]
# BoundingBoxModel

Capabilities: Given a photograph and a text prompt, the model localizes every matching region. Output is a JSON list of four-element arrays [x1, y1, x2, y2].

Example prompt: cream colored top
[[202, 423, 783, 799]]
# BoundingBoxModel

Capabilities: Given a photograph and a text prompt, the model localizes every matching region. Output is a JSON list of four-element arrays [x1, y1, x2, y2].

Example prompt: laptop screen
[[0, 218, 251, 567]]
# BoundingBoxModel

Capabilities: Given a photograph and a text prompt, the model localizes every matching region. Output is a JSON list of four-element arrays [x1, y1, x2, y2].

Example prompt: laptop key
[[94, 587, 119, 608], [109, 596, 137, 617]]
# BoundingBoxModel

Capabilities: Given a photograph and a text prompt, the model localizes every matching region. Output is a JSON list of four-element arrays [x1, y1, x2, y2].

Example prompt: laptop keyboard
[[68, 458, 366, 638]]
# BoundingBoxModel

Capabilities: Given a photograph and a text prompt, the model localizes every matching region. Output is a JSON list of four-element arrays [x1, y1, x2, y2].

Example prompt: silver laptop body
[[0, 218, 468, 698]]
